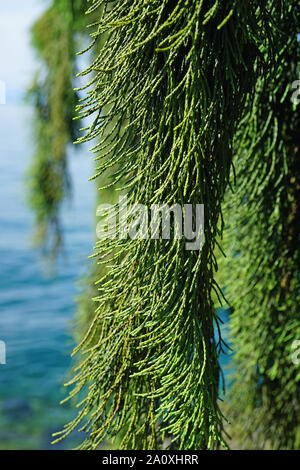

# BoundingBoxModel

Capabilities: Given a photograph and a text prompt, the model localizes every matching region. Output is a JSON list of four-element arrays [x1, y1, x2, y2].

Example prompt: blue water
[[0, 102, 95, 449]]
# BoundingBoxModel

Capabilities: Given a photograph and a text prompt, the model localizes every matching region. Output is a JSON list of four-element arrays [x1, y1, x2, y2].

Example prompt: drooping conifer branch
[[220, 4, 300, 449], [53, 1, 280, 449], [27, 0, 88, 254]]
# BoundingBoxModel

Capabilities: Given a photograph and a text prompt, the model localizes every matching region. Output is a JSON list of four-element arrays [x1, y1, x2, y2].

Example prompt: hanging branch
[[27, 0, 88, 255], [220, 4, 300, 449], [53, 1, 280, 449]]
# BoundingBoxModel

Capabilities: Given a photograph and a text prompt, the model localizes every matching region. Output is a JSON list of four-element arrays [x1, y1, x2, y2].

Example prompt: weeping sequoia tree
[[28, 1, 300, 449], [27, 0, 88, 252], [221, 7, 300, 449]]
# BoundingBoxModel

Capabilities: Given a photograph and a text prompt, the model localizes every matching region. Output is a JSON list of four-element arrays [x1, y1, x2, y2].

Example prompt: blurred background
[[0, 0, 94, 449]]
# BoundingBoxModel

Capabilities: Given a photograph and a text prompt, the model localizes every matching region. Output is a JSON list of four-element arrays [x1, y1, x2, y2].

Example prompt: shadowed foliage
[[219, 4, 300, 449]]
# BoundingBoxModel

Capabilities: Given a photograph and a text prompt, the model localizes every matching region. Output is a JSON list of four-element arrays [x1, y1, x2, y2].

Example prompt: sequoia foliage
[[27, 0, 88, 253], [52, 0, 281, 449], [220, 5, 300, 449], [28, 0, 299, 450]]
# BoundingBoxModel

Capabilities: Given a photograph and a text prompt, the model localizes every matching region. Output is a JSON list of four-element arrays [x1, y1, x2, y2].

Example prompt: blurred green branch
[[27, 0, 89, 255]]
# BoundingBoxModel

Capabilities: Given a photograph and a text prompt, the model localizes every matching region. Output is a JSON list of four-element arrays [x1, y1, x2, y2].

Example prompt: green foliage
[[219, 4, 300, 449], [52, 1, 281, 449], [27, 0, 88, 253], [27, 0, 300, 451]]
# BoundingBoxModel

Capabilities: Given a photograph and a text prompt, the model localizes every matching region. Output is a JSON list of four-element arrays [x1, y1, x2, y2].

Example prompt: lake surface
[[0, 102, 95, 449]]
